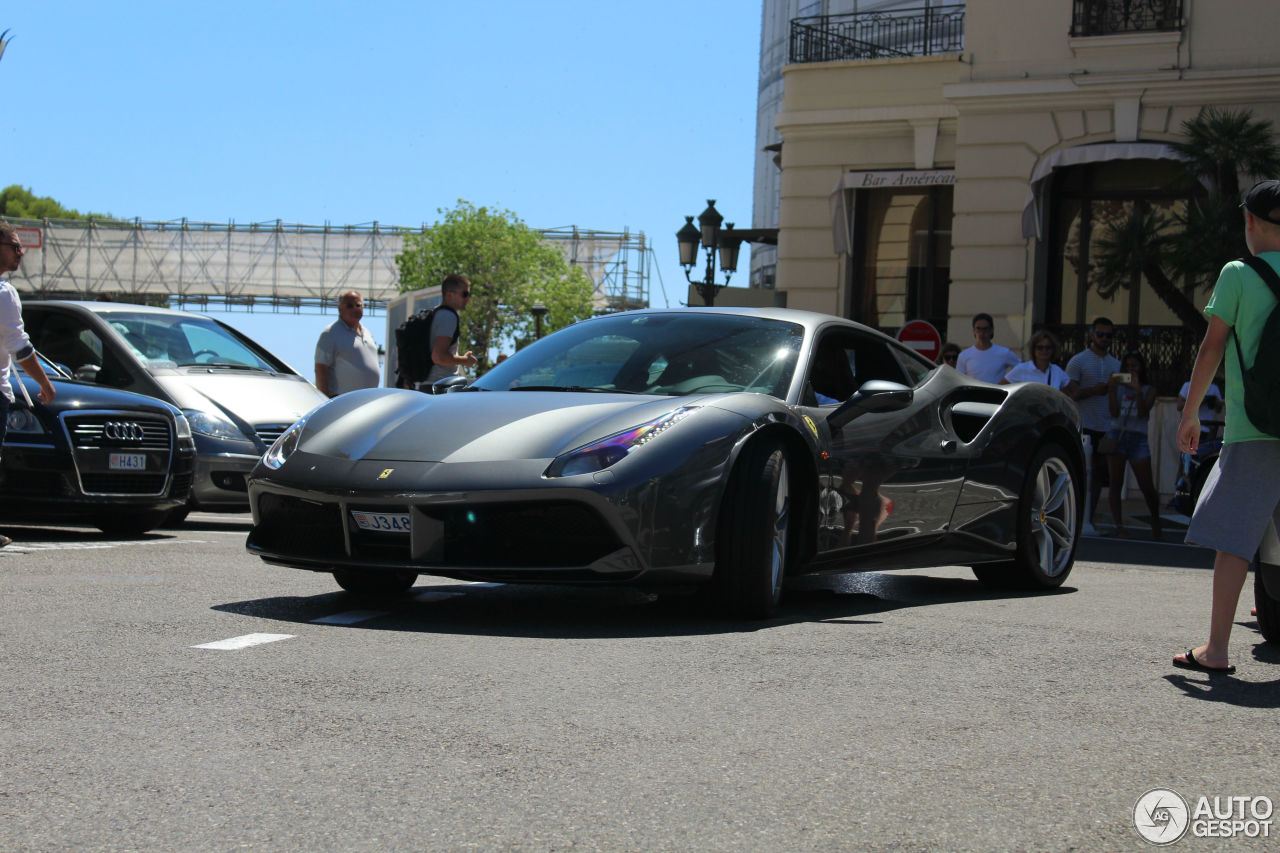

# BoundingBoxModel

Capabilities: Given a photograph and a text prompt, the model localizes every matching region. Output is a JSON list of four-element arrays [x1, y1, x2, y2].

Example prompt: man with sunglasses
[[1067, 316, 1122, 521], [0, 223, 57, 547], [315, 289, 381, 397], [423, 273, 478, 386]]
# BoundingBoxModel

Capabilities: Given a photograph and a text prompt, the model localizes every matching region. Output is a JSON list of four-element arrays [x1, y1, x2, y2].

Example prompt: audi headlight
[[183, 408, 247, 441], [546, 406, 697, 478], [6, 408, 47, 435], [262, 417, 307, 470]]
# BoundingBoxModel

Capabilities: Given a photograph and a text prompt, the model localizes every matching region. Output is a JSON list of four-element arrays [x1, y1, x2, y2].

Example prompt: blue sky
[[3, 2, 763, 378]]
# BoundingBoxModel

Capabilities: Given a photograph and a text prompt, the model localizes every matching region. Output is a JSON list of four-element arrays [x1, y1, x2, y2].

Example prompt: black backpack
[[1232, 256, 1280, 437], [394, 304, 458, 386]]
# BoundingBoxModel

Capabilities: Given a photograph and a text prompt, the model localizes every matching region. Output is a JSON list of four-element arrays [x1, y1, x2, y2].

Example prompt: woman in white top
[[1105, 350, 1161, 539], [999, 329, 1078, 394]]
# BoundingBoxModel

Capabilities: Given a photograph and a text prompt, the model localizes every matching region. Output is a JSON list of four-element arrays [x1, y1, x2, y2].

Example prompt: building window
[[1046, 158, 1200, 327], [849, 186, 953, 338], [1069, 0, 1183, 37]]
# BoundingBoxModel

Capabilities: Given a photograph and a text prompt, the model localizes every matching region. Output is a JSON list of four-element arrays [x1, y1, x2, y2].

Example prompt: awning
[[1020, 142, 1188, 239], [829, 169, 956, 254]]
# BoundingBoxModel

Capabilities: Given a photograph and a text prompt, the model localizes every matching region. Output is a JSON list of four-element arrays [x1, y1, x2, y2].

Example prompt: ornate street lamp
[[676, 200, 779, 306], [677, 200, 736, 306]]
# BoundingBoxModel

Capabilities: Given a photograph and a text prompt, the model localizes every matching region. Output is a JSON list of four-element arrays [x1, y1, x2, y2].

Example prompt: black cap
[[1242, 179, 1280, 224]]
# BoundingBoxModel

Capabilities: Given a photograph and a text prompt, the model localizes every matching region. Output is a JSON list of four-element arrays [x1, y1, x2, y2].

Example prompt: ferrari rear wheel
[[333, 569, 417, 595], [710, 439, 791, 619], [974, 441, 1080, 589]]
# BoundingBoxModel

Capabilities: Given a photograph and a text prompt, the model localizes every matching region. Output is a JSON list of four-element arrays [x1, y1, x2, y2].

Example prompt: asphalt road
[[1, 515, 1276, 852]]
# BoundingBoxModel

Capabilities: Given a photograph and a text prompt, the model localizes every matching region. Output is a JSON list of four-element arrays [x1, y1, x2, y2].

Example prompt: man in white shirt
[[1066, 316, 1122, 521], [956, 313, 1019, 383], [314, 290, 381, 397], [0, 223, 57, 548]]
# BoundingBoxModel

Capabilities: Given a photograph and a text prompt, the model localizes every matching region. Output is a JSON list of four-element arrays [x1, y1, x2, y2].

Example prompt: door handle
[[940, 439, 957, 454]]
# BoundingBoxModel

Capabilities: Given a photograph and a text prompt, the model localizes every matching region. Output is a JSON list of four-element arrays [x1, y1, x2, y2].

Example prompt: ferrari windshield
[[473, 312, 805, 399]]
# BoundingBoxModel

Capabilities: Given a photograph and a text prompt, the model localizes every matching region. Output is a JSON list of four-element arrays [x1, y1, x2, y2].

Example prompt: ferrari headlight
[[262, 417, 307, 470], [6, 408, 46, 435], [183, 408, 247, 441], [546, 406, 697, 478]]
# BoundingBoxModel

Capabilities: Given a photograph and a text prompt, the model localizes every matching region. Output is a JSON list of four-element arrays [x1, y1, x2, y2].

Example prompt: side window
[[29, 313, 103, 377], [805, 329, 908, 405]]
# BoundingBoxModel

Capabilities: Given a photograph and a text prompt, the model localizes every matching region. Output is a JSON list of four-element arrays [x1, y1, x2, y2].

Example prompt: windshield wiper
[[177, 362, 273, 372], [508, 385, 643, 394]]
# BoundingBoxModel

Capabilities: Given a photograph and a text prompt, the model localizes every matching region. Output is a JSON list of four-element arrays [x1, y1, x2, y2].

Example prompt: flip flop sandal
[[1172, 649, 1235, 675]]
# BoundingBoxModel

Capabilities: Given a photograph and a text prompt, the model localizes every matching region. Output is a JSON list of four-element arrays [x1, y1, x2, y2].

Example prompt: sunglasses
[[973, 326, 993, 333], [1, 241, 21, 251], [453, 290, 471, 298], [1034, 344, 1055, 350], [1093, 330, 1113, 338]]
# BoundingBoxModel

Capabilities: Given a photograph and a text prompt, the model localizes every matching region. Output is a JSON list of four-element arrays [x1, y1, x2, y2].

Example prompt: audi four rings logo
[[103, 421, 146, 441]]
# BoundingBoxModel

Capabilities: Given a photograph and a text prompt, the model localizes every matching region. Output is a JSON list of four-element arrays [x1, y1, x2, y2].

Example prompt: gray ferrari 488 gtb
[[247, 308, 1084, 618]]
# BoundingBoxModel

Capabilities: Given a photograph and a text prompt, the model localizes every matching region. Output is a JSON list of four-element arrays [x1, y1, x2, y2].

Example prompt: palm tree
[[1091, 107, 1280, 335]]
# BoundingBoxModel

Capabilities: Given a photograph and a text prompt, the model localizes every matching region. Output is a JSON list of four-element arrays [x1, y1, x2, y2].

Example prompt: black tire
[[333, 568, 417, 596], [1256, 565, 1280, 644], [96, 509, 170, 537], [708, 439, 792, 619], [973, 441, 1081, 589]]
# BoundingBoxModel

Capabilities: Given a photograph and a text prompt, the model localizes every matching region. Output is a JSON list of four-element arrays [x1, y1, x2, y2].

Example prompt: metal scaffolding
[[1, 217, 650, 313]]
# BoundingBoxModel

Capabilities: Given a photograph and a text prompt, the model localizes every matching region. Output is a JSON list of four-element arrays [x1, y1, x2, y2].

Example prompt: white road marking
[[1, 538, 209, 553], [192, 633, 295, 650], [311, 610, 388, 625]]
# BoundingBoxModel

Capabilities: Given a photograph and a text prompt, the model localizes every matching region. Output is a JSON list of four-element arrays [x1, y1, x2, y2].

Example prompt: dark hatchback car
[[2, 357, 196, 535]]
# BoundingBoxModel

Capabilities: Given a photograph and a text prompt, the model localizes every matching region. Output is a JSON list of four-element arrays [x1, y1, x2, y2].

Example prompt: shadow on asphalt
[[1078, 535, 1215, 570], [213, 571, 1076, 640]]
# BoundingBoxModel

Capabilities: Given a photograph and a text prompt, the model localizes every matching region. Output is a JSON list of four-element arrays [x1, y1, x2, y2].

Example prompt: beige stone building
[[767, 0, 1280, 376]]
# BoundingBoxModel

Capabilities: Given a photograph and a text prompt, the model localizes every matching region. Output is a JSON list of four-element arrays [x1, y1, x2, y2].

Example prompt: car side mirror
[[827, 380, 913, 431], [430, 375, 470, 395], [73, 364, 101, 382]]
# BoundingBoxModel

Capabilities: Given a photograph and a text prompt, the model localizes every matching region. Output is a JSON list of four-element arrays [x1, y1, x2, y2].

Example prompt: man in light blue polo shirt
[[314, 290, 380, 397]]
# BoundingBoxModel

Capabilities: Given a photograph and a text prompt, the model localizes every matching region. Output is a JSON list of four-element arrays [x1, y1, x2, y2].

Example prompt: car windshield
[[99, 312, 278, 370], [472, 312, 805, 399]]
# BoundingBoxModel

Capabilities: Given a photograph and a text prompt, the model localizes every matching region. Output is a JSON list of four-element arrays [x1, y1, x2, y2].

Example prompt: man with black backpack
[[396, 273, 478, 390], [1173, 179, 1280, 676]]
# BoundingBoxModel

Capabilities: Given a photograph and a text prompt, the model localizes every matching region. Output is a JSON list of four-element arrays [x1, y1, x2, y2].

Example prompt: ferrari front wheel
[[710, 439, 791, 619], [333, 569, 417, 596]]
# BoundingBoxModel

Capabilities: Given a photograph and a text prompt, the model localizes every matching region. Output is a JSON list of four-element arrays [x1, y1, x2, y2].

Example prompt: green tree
[[0, 184, 115, 220], [1090, 107, 1280, 335], [395, 201, 595, 366]]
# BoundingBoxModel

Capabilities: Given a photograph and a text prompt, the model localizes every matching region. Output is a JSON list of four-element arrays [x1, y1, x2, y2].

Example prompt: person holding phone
[[1105, 350, 1161, 539]]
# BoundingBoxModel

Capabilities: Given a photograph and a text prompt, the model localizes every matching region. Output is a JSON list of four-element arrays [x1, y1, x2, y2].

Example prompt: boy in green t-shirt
[[1174, 179, 1280, 675]]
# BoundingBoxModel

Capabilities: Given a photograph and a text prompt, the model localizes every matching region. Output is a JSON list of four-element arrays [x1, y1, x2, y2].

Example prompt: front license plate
[[109, 453, 147, 471], [351, 510, 411, 533]]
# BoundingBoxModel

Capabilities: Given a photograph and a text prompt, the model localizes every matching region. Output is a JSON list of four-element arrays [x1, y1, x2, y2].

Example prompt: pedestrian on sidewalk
[[1173, 179, 1280, 675], [1104, 350, 1161, 540]]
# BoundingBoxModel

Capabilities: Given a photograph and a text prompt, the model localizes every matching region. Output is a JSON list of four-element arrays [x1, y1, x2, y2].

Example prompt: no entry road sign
[[896, 319, 942, 362]]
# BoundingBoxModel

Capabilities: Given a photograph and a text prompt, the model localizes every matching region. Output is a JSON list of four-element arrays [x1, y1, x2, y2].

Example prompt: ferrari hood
[[297, 389, 702, 463]]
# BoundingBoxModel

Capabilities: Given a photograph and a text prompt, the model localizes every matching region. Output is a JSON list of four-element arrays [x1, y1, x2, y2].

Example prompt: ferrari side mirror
[[827, 380, 913, 431]]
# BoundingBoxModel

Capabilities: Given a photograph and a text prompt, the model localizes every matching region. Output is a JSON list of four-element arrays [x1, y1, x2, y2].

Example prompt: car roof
[[589, 306, 902, 344], [24, 300, 216, 322]]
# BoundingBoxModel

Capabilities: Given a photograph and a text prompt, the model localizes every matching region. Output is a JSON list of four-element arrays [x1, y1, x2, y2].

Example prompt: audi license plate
[[351, 510, 411, 533], [109, 453, 147, 471]]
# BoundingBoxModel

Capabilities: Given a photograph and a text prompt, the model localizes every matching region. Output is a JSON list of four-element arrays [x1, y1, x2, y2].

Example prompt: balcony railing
[[1070, 0, 1183, 37], [789, 5, 965, 64]]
